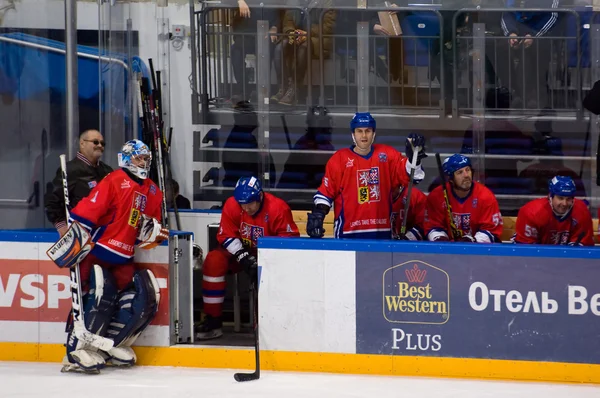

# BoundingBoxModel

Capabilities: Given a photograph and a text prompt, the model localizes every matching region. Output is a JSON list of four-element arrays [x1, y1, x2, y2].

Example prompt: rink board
[[0, 231, 171, 349], [2, 232, 600, 384], [256, 238, 600, 384]]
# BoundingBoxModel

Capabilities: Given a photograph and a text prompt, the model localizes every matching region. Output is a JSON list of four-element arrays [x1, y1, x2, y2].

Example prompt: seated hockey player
[[62, 139, 169, 373], [307, 112, 427, 239], [425, 154, 503, 242], [197, 176, 300, 340], [392, 186, 427, 240], [513, 176, 594, 245]]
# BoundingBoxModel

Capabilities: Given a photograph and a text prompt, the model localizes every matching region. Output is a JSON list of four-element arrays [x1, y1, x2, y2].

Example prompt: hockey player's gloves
[[307, 210, 326, 238], [138, 215, 169, 249], [406, 133, 428, 165], [432, 236, 450, 242], [459, 234, 476, 243], [235, 249, 258, 278]]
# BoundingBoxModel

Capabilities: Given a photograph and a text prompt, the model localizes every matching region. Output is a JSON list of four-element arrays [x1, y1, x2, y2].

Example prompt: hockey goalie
[[47, 139, 169, 373]]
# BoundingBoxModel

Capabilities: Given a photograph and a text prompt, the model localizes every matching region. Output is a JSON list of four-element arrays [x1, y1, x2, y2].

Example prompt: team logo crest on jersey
[[357, 167, 381, 204], [128, 192, 148, 227], [88, 181, 97, 189], [452, 213, 471, 234], [550, 230, 569, 245], [240, 222, 264, 247], [378, 152, 387, 163]]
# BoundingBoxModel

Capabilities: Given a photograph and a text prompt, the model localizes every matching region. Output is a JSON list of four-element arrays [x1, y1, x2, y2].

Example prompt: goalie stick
[[58, 154, 114, 354], [435, 153, 462, 240], [234, 279, 260, 382], [398, 139, 421, 239]]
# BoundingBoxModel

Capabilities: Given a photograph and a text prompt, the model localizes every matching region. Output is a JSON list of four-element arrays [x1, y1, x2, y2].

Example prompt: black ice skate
[[195, 315, 223, 341]]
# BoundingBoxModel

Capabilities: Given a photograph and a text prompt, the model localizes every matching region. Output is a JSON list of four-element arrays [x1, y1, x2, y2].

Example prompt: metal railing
[[452, 8, 582, 116]]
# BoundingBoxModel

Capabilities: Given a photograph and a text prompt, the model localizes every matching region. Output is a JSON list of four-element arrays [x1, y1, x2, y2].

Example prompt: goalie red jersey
[[70, 168, 163, 264], [514, 198, 594, 245], [392, 187, 427, 240], [218, 192, 300, 253], [314, 144, 420, 239], [425, 182, 503, 242]]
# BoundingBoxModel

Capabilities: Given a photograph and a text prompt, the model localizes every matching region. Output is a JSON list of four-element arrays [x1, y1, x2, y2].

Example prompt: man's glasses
[[84, 139, 105, 147]]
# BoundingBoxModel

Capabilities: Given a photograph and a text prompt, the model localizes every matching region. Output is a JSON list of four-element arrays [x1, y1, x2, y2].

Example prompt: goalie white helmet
[[118, 139, 152, 179]]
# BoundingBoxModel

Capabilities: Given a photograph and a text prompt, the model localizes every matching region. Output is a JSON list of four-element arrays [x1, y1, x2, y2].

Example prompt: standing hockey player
[[307, 112, 427, 239], [514, 176, 594, 245], [62, 139, 169, 372], [197, 176, 299, 340], [392, 187, 427, 240], [425, 154, 503, 242]]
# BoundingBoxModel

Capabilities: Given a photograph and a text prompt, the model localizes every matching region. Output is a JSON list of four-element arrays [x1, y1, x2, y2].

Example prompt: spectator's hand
[[509, 33, 520, 48], [373, 24, 391, 36], [388, 3, 399, 14], [523, 34, 533, 48], [295, 29, 307, 44], [238, 0, 250, 18], [58, 225, 68, 237], [269, 26, 278, 43]]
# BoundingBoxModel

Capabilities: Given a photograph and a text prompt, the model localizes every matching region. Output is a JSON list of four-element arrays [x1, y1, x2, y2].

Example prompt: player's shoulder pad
[[265, 192, 291, 212], [474, 182, 499, 202], [573, 198, 592, 214]]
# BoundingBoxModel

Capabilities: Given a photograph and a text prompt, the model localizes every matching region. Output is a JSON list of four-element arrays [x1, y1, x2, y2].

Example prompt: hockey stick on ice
[[59, 154, 114, 352], [435, 153, 462, 240], [234, 279, 260, 382], [399, 140, 421, 239]]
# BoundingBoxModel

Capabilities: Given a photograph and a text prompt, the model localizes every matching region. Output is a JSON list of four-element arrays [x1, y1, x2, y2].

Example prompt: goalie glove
[[137, 215, 169, 249]]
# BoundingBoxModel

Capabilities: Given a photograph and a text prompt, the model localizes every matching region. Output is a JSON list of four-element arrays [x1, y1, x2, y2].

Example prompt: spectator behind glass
[[167, 178, 191, 209], [44, 129, 113, 236], [499, 0, 560, 109], [271, 0, 336, 106], [227, 0, 283, 102]]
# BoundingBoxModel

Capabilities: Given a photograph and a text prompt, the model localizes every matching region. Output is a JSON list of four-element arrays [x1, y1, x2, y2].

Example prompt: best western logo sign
[[383, 260, 450, 324]]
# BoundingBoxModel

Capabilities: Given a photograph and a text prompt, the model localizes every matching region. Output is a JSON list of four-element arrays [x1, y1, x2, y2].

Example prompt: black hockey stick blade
[[233, 370, 259, 382]]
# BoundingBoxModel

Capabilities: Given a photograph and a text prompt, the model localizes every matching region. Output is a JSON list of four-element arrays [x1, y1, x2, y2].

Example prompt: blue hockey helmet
[[118, 139, 152, 179], [234, 176, 263, 204], [350, 112, 376, 133], [443, 154, 472, 176], [548, 176, 576, 197]]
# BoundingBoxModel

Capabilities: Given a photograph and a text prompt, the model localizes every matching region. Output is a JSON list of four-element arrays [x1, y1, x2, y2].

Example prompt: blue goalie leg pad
[[106, 269, 160, 348]]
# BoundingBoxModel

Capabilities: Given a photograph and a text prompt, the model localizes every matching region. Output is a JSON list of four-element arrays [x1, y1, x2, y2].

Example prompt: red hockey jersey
[[218, 192, 300, 254], [314, 144, 421, 239], [392, 187, 427, 240], [514, 198, 594, 245], [425, 182, 503, 242], [70, 169, 163, 264]]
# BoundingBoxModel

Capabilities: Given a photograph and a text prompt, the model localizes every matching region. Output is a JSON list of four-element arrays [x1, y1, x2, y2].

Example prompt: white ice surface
[[1, 361, 599, 398]]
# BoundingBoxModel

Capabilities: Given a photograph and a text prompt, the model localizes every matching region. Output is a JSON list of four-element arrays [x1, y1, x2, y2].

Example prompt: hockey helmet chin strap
[[548, 195, 573, 221]]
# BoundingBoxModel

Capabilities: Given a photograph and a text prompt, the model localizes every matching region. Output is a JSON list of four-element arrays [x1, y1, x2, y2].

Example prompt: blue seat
[[486, 177, 535, 195], [202, 167, 220, 183], [566, 7, 597, 68], [400, 13, 440, 67], [486, 138, 533, 155], [430, 136, 467, 153]]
